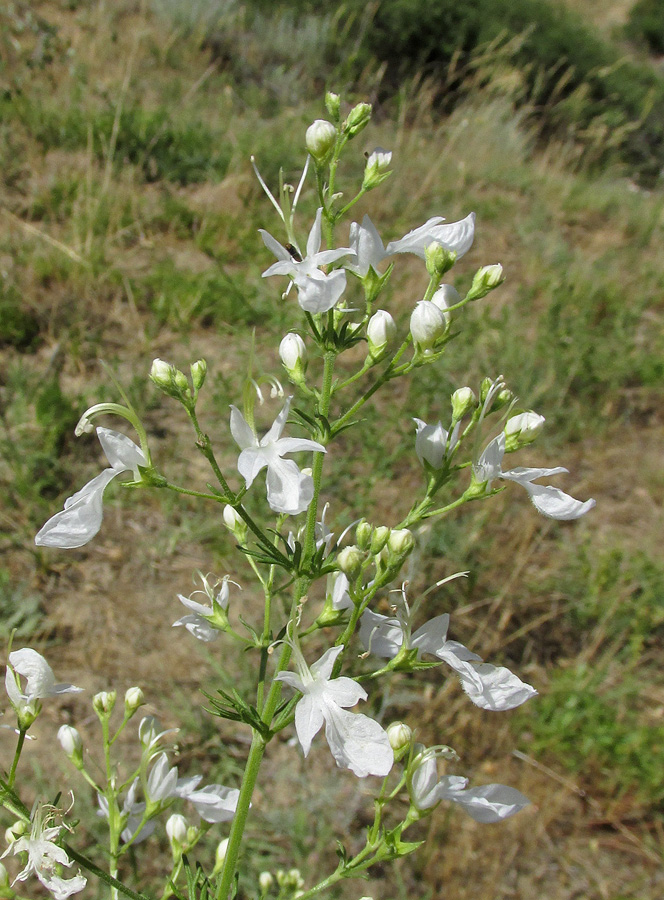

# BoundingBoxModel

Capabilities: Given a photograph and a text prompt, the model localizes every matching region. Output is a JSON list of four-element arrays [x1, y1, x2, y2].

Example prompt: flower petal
[[321, 702, 393, 777], [358, 610, 403, 658], [310, 644, 344, 681], [266, 459, 314, 515], [443, 781, 530, 823], [294, 692, 325, 756], [259, 228, 291, 262], [96, 427, 146, 473], [237, 447, 268, 489], [458, 662, 537, 711], [35, 468, 119, 549], [230, 406, 257, 451], [306, 208, 323, 258], [520, 482, 596, 520], [411, 614, 451, 656], [187, 783, 239, 823]]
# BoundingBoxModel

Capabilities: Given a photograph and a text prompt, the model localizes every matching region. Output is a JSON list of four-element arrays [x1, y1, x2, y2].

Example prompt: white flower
[[35, 427, 147, 549], [346, 215, 389, 276], [409, 300, 447, 350], [474, 433, 596, 520], [260, 209, 351, 313], [144, 753, 240, 824], [359, 602, 536, 711], [385, 212, 475, 260], [410, 752, 530, 823], [305, 119, 337, 160], [275, 644, 393, 778], [173, 574, 234, 642], [98, 778, 153, 844], [504, 411, 545, 449], [366, 309, 396, 357], [5, 649, 83, 720], [230, 398, 325, 516], [2, 804, 87, 899], [413, 418, 460, 469]]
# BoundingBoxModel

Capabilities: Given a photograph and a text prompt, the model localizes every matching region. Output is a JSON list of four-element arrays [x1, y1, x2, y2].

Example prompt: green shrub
[[625, 0, 664, 55]]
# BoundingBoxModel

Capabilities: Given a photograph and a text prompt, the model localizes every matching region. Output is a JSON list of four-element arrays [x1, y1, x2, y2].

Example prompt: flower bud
[[124, 686, 145, 716], [467, 264, 504, 301], [288, 870, 305, 889], [166, 813, 188, 850], [0, 861, 9, 890], [57, 724, 83, 766], [343, 102, 372, 138], [386, 721, 412, 751], [425, 243, 456, 279], [190, 359, 207, 393], [93, 691, 116, 717], [337, 545, 364, 580], [279, 333, 308, 382], [355, 519, 373, 551], [258, 871, 274, 893], [451, 386, 477, 421], [366, 309, 396, 359], [370, 525, 390, 554], [504, 411, 545, 451], [325, 91, 341, 121], [362, 147, 392, 190], [150, 358, 190, 401], [215, 837, 229, 869], [410, 301, 446, 352], [387, 528, 414, 557], [305, 119, 336, 162], [5, 821, 28, 844], [223, 504, 248, 542], [432, 283, 460, 317]]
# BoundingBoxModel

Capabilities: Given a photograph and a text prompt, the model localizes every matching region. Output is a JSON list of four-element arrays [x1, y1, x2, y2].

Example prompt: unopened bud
[[504, 411, 545, 451], [223, 504, 247, 542], [467, 264, 504, 301], [190, 359, 207, 392], [386, 721, 412, 751], [5, 821, 28, 845], [451, 386, 477, 421], [166, 813, 188, 849], [93, 691, 116, 716], [362, 147, 392, 190], [425, 243, 456, 279], [124, 686, 145, 715], [410, 301, 446, 352], [343, 102, 372, 138], [366, 309, 396, 359], [150, 358, 190, 401], [355, 519, 373, 551], [57, 724, 83, 766], [337, 545, 364, 580], [370, 525, 390, 554], [212, 837, 229, 875], [325, 91, 341, 121], [387, 528, 414, 557], [305, 119, 337, 162], [259, 871, 274, 893], [288, 869, 305, 889], [279, 333, 308, 382], [431, 283, 460, 318]]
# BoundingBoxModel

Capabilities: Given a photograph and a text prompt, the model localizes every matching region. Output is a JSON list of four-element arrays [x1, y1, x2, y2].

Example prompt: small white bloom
[[366, 309, 396, 357], [5, 650, 82, 723], [346, 215, 389, 277], [230, 397, 325, 516], [504, 411, 545, 450], [166, 813, 188, 846], [430, 284, 459, 326], [305, 119, 337, 161], [386, 721, 412, 751], [260, 209, 351, 313], [35, 427, 147, 549], [124, 686, 145, 713], [410, 300, 447, 351], [98, 778, 153, 844], [279, 333, 307, 371], [385, 212, 475, 260], [2, 804, 86, 899], [410, 751, 530, 822], [173, 574, 235, 642], [275, 644, 393, 778], [57, 725, 82, 759], [474, 433, 596, 520], [413, 418, 460, 470], [359, 591, 536, 711]]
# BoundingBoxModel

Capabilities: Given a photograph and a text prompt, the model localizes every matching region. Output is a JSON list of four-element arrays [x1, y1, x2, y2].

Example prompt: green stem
[[7, 729, 26, 789], [63, 843, 153, 900], [215, 732, 266, 900]]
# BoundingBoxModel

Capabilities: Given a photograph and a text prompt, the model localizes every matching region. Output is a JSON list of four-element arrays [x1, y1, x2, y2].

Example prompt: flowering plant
[[1, 93, 594, 900]]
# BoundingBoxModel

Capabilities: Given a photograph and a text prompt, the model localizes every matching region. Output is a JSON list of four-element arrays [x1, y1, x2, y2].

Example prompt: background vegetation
[[0, 1, 662, 898]]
